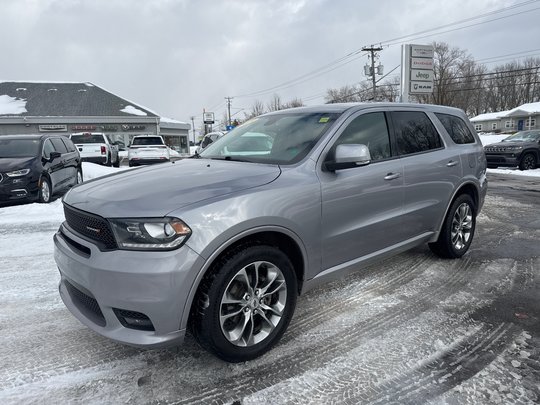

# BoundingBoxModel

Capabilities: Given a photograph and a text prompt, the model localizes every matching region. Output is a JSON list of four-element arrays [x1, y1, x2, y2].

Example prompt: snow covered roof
[[505, 101, 540, 117], [470, 111, 509, 122], [160, 116, 188, 125], [471, 102, 540, 122], [0, 81, 158, 118]]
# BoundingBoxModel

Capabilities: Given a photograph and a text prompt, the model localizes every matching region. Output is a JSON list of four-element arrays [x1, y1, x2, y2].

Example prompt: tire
[[113, 155, 120, 168], [429, 194, 476, 259], [38, 176, 52, 203], [519, 153, 536, 170], [192, 245, 297, 362], [106, 153, 113, 167], [76, 169, 83, 185]]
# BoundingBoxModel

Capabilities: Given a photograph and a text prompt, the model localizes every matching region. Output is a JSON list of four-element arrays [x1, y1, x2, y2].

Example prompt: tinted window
[[51, 138, 68, 153], [71, 134, 106, 144], [435, 113, 475, 144], [43, 139, 55, 159], [132, 137, 164, 146], [331, 112, 391, 161], [62, 137, 77, 152], [0, 138, 41, 158], [392, 111, 442, 155]]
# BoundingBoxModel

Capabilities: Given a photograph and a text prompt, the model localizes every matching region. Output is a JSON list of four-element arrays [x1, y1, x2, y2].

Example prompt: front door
[[318, 111, 405, 270]]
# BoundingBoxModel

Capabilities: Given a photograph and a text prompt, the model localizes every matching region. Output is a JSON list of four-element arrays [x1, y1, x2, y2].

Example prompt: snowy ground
[[0, 167, 539, 403]]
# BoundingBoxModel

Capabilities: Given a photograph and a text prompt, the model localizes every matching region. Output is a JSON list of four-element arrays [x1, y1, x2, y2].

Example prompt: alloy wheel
[[451, 203, 472, 250], [220, 261, 287, 347]]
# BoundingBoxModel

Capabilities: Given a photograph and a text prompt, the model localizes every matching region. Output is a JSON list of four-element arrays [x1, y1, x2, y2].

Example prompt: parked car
[[54, 103, 487, 362], [70, 132, 120, 167], [484, 130, 540, 170], [0, 134, 82, 204], [195, 131, 224, 154], [128, 135, 170, 167]]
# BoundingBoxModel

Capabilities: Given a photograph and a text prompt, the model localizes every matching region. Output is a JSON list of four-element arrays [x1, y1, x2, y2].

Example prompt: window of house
[[492, 123, 497, 130], [474, 124, 482, 131], [392, 111, 442, 155], [505, 120, 513, 129], [526, 119, 536, 128]]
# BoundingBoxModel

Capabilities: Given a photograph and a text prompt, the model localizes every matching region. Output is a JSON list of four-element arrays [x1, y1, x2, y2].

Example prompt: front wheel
[[519, 153, 536, 170], [192, 245, 297, 362], [38, 177, 52, 203], [429, 194, 476, 259]]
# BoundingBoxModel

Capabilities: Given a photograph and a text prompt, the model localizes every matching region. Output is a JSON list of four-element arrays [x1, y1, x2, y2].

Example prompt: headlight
[[110, 217, 191, 250], [6, 168, 30, 177], [506, 146, 523, 151]]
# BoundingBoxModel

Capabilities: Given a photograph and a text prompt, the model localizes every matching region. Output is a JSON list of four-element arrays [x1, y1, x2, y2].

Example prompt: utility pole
[[225, 96, 233, 127], [362, 46, 383, 100], [190, 116, 196, 144]]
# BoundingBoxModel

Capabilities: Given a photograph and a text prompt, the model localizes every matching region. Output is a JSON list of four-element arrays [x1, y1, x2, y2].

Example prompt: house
[[0, 81, 190, 153], [470, 102, 540, 133]]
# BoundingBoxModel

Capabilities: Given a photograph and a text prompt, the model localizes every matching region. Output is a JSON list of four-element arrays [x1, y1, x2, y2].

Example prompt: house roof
[[0, 81, 158, 118], [471, 101, 540, 122], [505, 101, 540, 117]]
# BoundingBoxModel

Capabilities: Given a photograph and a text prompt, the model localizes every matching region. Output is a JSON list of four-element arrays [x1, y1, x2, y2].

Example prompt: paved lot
[[0, 173, 539, 404]]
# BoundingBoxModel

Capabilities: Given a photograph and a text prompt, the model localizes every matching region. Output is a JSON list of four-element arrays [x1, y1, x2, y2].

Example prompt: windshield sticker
[[319, 117, 330, 123]]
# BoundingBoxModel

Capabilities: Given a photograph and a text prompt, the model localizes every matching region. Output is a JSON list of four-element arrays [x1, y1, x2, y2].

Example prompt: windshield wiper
[[209, 156, 253, 163], [190, 151, 201, 159]]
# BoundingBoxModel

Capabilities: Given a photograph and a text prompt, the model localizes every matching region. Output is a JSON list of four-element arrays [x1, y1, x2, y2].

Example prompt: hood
[[64, 159, 281, 218], [485, 140, 537, 149], [0, 157, 36, 172]]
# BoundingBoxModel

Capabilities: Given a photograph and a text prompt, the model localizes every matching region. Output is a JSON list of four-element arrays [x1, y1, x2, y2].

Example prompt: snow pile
[[0, 95, 27, 115], [120, 105, 147, 116], [82, 162, 131, 181]]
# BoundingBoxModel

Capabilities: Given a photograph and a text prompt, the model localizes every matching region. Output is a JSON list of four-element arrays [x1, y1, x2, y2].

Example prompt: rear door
[[49, 137, 70, 188], [318, 110, 405, 270], [388, 110, 462, 240], [42, 139, 64, 190]]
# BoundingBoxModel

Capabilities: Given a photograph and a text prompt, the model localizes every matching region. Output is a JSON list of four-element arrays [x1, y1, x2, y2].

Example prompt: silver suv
[[54, 103, 487, 362]]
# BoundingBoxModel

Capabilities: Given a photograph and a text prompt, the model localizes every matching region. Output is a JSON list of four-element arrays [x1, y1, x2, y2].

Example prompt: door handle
[[446, 160, 458, 167], [384, 172, 401, 180]]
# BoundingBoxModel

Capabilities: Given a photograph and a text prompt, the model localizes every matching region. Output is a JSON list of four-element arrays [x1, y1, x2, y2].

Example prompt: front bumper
[[54, 223, 203, 348], [0, 175, 39, 202], [485, 152, 521, 167]]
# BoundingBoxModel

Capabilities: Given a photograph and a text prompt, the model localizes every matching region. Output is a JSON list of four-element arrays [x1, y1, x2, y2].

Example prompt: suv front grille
[[63, 204, 117, 249]]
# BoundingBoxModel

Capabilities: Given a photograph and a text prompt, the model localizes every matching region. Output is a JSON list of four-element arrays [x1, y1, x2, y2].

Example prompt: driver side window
[[42, 139, 55, 159], [330, 112, 391, 162]]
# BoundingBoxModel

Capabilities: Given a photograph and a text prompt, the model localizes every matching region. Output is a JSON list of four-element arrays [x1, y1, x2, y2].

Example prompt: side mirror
[[49, 151, 62, 161], [325, 144, 371, 171]]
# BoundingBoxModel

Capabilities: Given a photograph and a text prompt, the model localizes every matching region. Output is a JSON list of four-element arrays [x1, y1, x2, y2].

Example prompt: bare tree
[[267, 94, 282, 112]]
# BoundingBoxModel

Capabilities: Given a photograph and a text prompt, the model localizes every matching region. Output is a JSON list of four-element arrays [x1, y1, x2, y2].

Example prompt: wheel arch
[[182, 227, 307, 332], [432, 182, 479, 241]]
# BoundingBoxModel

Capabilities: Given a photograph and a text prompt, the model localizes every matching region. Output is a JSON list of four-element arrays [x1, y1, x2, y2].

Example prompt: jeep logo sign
[[411, 69, 433, 82]]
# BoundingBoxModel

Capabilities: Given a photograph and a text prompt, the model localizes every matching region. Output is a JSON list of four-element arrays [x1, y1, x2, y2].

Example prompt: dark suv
[[0, 134, 82, 204], [484, 130, 540, 170]]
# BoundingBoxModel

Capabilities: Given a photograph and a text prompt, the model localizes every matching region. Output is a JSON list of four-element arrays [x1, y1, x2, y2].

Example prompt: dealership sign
[[401, 44, 435, 100], [203, 112, 215, 124], [39, 125, 67, 132]]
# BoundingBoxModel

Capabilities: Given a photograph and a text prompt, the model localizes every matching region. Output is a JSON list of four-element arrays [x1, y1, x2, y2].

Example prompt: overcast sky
[[1, 0, 540, 133]]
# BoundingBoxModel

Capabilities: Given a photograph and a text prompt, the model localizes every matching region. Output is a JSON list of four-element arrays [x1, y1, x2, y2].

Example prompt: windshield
[[0, 138, 41, 158], [71, 134, 105, 144], [200, 112, 341, 164], [502, 130, 540, 142], [132, 137, 164, 146]]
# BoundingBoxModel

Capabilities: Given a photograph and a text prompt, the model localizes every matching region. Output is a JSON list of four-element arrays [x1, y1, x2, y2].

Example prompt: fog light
[[113, 308, 155, 331]]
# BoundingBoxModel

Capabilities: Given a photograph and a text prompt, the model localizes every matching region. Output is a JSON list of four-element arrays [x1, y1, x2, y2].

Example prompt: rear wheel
[[192, 245, 297, 362], [76, 169, 83, 184], [519, 153, 536, 170], [38, 177, 52, 203], [429, 194, 476, 259], [113, 154, 120, 167], [106, 153, 113, 167]]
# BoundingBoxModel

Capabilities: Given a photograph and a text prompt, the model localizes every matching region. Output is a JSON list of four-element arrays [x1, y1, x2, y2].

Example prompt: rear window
[[62, 137, 77, 152], [71, 134, 105, 144], [131, 137, 164, 146], [51, 138, 68, 153], [435, 113, 475, 144]]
